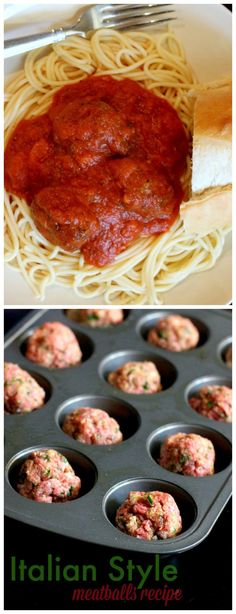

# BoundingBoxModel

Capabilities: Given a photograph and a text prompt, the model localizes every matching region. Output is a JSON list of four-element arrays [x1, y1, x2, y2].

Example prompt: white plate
[[4, 3, 232, 306]]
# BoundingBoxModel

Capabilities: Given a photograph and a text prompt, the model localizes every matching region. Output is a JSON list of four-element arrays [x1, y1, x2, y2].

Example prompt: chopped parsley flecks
[[157, 330, 167, 339], [5, 378, 24, 386], [44, 469, 51, 478], [207, 400, 214, 408], [179, 453, 190, 465]]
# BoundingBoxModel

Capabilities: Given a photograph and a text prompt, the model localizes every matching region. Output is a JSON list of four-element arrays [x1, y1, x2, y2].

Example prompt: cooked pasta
[[4, 29, 230, 303]]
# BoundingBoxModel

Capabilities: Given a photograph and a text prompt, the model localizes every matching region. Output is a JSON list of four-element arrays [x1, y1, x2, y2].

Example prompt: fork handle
[[4, 29, 70, 59]]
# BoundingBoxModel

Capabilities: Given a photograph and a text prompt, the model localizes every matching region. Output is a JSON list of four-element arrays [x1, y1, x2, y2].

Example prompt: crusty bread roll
[[180, 84, 232, 234]]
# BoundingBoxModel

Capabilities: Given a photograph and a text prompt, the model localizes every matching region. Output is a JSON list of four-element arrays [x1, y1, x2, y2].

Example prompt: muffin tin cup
[[6, 444, 97, 498], [99, 349, 177, 393], [217, 336, 232, 369], [147, 422, 232, 475], [56, 394, 141, 444], [4, 309, 232, 553], [20, 327, 94, 366], [4, 366, 52, 415], [137, 311, 210, 350]]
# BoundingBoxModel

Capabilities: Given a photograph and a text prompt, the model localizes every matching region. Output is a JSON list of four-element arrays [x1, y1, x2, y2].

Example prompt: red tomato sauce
[[5, 76, 189, 266]]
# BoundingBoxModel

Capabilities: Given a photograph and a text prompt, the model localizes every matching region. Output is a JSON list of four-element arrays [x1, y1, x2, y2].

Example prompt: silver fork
[[4, 4, 176, 59]]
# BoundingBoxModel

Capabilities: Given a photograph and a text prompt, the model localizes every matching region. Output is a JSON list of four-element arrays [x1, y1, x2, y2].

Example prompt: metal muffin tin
[[4, 309, 232, 553]]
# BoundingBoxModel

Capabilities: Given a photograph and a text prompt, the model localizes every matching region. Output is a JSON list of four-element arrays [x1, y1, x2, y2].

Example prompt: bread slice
[[180, 185, 232, 234], [192, 85, 232, 193], [180, 83, 232, 234]]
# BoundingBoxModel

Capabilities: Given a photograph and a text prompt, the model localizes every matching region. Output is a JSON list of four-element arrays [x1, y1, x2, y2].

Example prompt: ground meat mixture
[[225, 346, 232, 368], [115, 491, 182, 540], [4, 362, 45, 414], [68, 309, 124, 327], [148, 315, 199, 351], [160, 432, 215, 477], [62, 407, 123, 445], [17, 449, 81, 503], [189, 385, 232, 422], [108, 361, 162, 394], [25, 321, 82, 368]]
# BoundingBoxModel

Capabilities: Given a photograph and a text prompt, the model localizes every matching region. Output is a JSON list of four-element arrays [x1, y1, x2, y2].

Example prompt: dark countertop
[[4, 310, 232, 609], [4, 500, 232, 610]]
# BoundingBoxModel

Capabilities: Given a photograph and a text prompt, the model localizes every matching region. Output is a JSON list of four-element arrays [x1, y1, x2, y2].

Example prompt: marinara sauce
[[5, 76, 189, 266]]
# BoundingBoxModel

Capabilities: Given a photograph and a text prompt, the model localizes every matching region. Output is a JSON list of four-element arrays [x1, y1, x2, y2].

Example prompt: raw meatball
[[108, 361, 161, 394], [160, 432, 215, 477], [17, 449, 81, 503], [25, 321, 82, 368], [62, 407, 123, 445], [225, 346, 232, 368], [4, 362, 45, 414], [68, 309, 124, 327], [189, 385, 232, 422], [148, 315, 199, 351], [116, 491, 182, 540]]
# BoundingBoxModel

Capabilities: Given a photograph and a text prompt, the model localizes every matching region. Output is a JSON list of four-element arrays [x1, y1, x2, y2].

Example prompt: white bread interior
[[191, 85, 232, 193], [180, 83, 232, 234]]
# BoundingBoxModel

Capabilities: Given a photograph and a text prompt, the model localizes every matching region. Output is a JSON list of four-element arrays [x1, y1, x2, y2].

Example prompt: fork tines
[[102, 4, 173, 15], [101, 4, 173, 12], [101, 4, 175, 29]]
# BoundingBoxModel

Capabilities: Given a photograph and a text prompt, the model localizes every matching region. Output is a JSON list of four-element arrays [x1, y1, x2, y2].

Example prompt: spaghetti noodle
[[4, 29, 230, 303]]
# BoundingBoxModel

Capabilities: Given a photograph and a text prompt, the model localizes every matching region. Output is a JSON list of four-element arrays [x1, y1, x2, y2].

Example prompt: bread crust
[[180, 186, 232, 234], [194, 85, 232, 142], [182, 82, 232, 233]]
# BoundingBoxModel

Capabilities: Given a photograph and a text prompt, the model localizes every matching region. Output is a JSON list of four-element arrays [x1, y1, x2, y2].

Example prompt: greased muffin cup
[[4, 309, 232, 553]]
